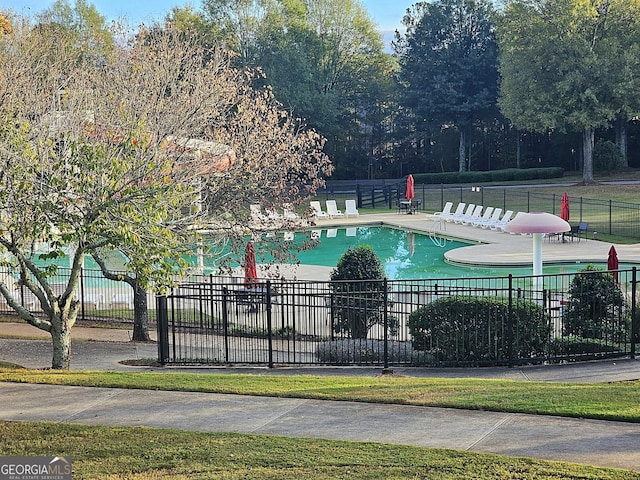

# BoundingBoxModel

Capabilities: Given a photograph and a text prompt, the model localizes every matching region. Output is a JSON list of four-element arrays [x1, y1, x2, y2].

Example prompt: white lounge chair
[[250, 204, 269, 222], [83, 293, 104, 310], [495, 210, 516, 232], [442, 202, 466, 223], [326, 200, 344, 218], [265, 207, 283, 220], [453, 204, 475, 224], [461, 205, 483, 225], [490, 209, 512, 231], [480, 208, 502, 229], [433, 202, 453, 219], [345, 199, 359, 217], [111, 293, 133, 309], [283, 203, 299, 220], [472, 207, 493, 227], [310, 201, 327, 218]]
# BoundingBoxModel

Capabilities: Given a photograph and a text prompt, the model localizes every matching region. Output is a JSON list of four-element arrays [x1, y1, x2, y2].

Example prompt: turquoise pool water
[[237, 225, 613, 280], [33, 225, 617, 282]]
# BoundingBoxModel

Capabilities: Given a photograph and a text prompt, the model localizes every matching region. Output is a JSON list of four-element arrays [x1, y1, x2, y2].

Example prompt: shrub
[[593, 140, 624, 174], [413, 167, 563, 185], [562, 264, 628, 341], [549, 337, 621, 357], [407, 296, 550, 364], [329, 246, 396, 339]]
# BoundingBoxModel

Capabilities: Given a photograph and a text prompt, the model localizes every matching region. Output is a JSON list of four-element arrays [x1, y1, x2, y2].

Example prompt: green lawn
[[2, 369, 639, 422], [3, 420, 638, 479]]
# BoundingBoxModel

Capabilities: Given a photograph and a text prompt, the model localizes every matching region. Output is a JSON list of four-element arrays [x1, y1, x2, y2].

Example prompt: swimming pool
[[225, 225, 614, 280], [29, 226, 617, 282]]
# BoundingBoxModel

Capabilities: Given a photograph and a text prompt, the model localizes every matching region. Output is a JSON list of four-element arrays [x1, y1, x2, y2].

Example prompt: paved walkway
[[1, 328, 640, 473]]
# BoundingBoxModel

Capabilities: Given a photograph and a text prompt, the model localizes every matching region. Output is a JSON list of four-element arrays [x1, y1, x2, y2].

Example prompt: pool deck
[[313, 212, 640, 269]]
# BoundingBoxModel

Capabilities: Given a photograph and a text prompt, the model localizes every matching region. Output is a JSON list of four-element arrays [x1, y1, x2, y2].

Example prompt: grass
[[3, 421, 638, 480], [1, 369, 640, 423]]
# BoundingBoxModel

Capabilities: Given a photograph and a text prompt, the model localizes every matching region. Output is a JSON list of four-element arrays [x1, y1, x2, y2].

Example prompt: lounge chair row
[[433, 202, 515, 231], [250, 203, 300, 223], [310, 200, 359, 219]]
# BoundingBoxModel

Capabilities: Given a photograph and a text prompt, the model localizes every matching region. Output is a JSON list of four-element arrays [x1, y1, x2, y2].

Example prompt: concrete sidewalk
[[1, 329, 640, 473], [2, 380, 640, 472]]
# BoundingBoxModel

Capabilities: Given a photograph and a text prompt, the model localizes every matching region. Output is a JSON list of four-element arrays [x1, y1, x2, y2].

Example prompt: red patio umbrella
[[244, 241, 258, 288], [560, 192, 570, 222], [406, 174, 415, 203], [608, 245, 619, 284]]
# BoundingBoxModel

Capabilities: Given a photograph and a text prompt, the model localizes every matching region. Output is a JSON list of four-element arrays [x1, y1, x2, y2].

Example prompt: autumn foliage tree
[[0, 16, 331, 369]]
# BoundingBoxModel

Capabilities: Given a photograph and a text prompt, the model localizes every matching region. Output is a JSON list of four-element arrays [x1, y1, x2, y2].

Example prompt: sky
[[4, 0, 414, 49]]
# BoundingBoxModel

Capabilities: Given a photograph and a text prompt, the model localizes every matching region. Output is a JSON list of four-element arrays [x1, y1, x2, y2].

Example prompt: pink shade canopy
[[504, 212, 570, 234]]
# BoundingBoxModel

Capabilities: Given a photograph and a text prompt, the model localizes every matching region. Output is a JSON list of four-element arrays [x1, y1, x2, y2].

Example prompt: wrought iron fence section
[[0, 266, 140, 325], [157, 268, 638, 367]]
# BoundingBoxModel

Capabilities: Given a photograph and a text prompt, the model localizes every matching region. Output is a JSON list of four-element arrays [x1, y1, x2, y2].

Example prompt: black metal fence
[[156, 268, 639, 368], [0, 267, 142, 325], [320, 181, 640, 240]]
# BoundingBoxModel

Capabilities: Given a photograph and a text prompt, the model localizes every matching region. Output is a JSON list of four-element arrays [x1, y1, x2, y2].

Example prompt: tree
[[197, 0, 394, 179], [395, 0, 500, 172], [497, 0, 640, 184], [329, 245, 393, 339], [0, 12, 12, 36], [0, 18, 331, 369]]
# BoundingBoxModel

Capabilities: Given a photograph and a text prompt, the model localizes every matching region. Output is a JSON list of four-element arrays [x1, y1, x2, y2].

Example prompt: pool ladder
[[428, 218, 447, 247]]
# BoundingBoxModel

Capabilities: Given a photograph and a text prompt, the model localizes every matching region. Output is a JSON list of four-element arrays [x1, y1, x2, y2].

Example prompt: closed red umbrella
[[244, 241, 258, 288], [406, 174, 415, 203], [560, 192, 570, 222], [608, 245, 619, 284]]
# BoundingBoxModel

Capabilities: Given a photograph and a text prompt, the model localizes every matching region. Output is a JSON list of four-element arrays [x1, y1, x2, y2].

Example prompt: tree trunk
[[51, 315, 72, 370], [458, 127, 466, 173], [582, 127, 595, 184], [615, 115, 628, 167], [132, 282, 151, 341]]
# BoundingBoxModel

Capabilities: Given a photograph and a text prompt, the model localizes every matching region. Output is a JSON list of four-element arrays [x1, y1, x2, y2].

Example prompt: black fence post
[[79, 266, 86, 322], [632, 267, 637, 359], [266, 280, 274, 368], [156, 295, 169, 365], [222, 285, 230, 363], [609, 200, 613, 235], [507, 275, 514, 367], [383, 277, 389, 369], [356, 184, 362, 208]]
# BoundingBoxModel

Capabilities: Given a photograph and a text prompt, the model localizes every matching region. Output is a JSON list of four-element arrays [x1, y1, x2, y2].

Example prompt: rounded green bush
[[407, 296, 551, 364]]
